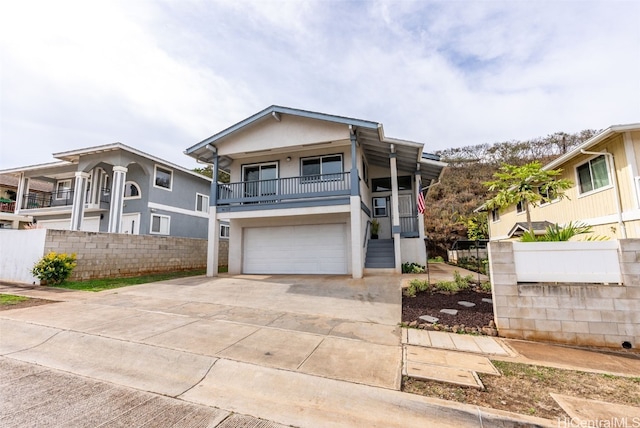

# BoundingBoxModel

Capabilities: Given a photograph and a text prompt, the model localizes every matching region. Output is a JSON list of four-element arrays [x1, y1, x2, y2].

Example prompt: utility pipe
[[580, 150, 627, 238]]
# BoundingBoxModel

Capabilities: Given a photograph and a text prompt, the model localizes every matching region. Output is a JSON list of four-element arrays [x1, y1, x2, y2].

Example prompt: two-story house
[[185, 106, 446, 278], [486, 123, 640, 241], [0, 143, 212, 238]]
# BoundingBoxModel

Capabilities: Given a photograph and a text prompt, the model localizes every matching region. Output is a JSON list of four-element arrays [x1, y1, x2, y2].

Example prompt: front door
[[397, 194, 415, 234], [121, 213, 140, 235]]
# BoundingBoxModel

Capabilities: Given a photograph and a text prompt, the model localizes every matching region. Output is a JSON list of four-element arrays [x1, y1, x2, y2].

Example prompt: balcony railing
[[21, 188, 111, 210], [400, 215, 419, 237], [218, 172, 351, 207], [0, 201, 16, 213]]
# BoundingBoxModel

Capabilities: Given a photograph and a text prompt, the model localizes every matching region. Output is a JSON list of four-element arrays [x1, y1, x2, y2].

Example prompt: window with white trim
[[196, 193, 209, 213], [154, 165, 173, 190], [150, 214, 170, 235], [576, 155, 610, 194], [56, 179, 72, 200], [123, 181, 141, 199], [301, 154, 342, 181], [516, 201, 525, 214], [373, 197, 388, 217], [220, 224, 230, 238], [491, 209, 500, 222]]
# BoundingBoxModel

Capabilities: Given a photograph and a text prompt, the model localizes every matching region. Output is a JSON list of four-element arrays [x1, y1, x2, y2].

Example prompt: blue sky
[[1, 0, 639, 170]]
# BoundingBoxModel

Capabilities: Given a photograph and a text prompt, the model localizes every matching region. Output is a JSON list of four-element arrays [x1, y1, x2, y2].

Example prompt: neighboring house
[[0, 143, 212, 238], [486, 123, 640, 241], [0, 174, 52, 229], [184, 105, 446, 278]]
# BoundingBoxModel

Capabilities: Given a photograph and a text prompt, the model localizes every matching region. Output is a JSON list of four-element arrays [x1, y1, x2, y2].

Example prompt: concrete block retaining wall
[[44, 230, 209, 281], [489, 240, 640, 350]]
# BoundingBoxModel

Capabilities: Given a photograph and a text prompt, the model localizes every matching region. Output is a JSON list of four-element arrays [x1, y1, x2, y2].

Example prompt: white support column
[[350, 196, 363, 279], [389, 147, 402, 273], [15, 173, 29, 212], [70, 171, 90, 231], [108, 166, 127, 233], [350, 131, 363, 279]]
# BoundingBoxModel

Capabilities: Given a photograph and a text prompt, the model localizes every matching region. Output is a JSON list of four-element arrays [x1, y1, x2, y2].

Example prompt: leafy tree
[[464, 213, 488, 240], [483, 161, 572, 234], [193, 165, 230, 183]]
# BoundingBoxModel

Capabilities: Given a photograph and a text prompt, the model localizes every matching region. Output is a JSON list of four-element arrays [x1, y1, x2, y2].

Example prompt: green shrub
[[404, 278, 431, 297], [435, 280, 459, 293], [402, 262, 426, 274], [32, 251, 77, 285], [452, 271, 473, 290], [480, 281, 492, 292]]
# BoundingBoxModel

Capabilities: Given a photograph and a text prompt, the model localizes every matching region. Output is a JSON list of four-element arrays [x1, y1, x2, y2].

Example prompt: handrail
[[364, 220, 371, 248]]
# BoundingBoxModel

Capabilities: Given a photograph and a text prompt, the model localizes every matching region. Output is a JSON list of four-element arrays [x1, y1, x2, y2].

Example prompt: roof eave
[[544, 123, 640, 170], [185, 105, 380, 158]]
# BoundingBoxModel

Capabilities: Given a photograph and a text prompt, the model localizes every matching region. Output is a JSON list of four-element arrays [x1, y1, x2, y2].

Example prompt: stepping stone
[[482, 298, 493, 304], [419, 315, 439, 323], [458, 301, 475, 307], [440, 309, 458, 315]]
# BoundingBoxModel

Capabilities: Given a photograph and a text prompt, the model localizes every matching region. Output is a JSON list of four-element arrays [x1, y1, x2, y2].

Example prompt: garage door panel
[[243, 224, 347, 274]]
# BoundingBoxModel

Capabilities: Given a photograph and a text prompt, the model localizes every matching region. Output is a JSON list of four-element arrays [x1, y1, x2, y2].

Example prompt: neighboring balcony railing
[[21, 188, 111, 210], [0, 201, 16, 213], [217, 172, 351, 206]]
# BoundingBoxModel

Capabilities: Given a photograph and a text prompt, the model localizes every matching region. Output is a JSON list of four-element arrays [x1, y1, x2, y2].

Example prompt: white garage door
[[37, 217, 100, 232], [243, 224, 348, 274]]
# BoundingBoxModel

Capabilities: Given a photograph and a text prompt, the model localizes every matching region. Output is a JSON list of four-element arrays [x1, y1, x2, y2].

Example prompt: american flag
[[417, 181, 426, 214]]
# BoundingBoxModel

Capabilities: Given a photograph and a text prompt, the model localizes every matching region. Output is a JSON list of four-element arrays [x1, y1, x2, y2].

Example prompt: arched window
[[123, 181, 141, 199]]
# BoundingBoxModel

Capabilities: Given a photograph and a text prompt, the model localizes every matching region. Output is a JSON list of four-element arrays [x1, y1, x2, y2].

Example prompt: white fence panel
[[0, 229, 47, 284], [512, 241, 621, 283]]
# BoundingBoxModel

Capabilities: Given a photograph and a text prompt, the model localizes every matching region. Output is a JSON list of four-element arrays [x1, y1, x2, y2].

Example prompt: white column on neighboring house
[[15, 173, 29, 212], [108, 166, 127, 233], [349, 130, 363, 279], [389, 146, 402, 273], [207, 149, 220, 277], [70, 171, 90, 231]]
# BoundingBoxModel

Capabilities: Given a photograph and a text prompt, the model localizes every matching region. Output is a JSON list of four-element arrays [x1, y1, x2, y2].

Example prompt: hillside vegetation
[[424, 129, 599, 256]]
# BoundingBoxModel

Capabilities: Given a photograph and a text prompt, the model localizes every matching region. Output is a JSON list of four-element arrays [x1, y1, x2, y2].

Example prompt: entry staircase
[[365, 239, 395, 269]]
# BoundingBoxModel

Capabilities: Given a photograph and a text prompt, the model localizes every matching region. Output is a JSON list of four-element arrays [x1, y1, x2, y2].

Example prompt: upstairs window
[[154, 165, 173, 190], [196, 193, 209, 213], [56, 179, 72, 200], [301, 154, 343, 181], [124, 181, 141, 199], [491, 209, 500, 222], [577, 155, 610, 194], [516, 201, 525, 214]]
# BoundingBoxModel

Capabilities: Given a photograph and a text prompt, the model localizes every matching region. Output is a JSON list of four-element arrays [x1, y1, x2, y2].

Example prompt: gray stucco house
[[0, 143, 212, 238]]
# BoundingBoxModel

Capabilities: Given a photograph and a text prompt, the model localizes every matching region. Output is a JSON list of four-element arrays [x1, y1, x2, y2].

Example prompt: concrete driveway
[[1, 275, 548, 427], [1, 275, 402, 390]]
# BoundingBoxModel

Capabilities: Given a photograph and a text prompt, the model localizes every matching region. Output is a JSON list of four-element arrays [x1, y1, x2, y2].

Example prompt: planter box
[[512, 241, 621, 283]]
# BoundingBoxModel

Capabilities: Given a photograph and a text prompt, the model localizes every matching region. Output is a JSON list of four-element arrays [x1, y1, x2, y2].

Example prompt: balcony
[[20, 189, 111, 211], [217, 172, 352, 212], [0, 200, 16, 213]]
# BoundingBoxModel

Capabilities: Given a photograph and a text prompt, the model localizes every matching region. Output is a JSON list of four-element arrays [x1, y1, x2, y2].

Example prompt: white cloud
[[1, 0, 639, 169]]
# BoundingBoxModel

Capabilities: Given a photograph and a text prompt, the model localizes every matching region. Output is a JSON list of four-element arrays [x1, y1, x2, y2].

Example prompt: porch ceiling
[[356, 127, 445, 183]]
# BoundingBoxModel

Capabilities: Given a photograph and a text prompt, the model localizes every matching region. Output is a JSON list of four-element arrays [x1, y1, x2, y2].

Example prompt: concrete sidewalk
[[404, 328, 640, 425], [0, 277, 553, 427]]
